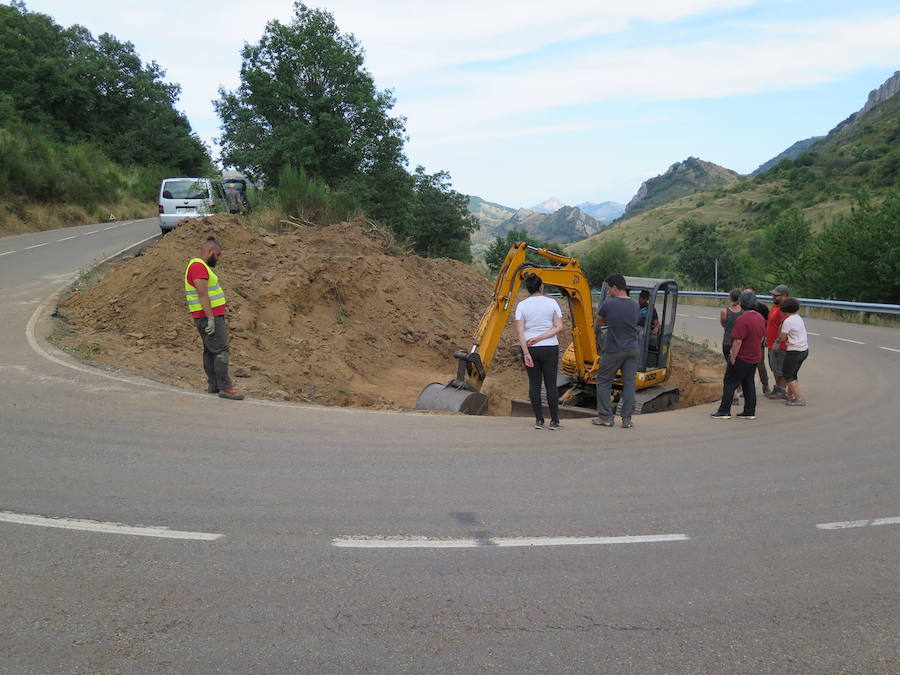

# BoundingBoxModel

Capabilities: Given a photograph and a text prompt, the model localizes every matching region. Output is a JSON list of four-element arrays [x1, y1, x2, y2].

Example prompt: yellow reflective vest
[[184, 258, 226, 314]]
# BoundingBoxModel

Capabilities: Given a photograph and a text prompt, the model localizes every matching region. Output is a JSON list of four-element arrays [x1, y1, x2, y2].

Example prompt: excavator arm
[[416, 242, 599, 415]]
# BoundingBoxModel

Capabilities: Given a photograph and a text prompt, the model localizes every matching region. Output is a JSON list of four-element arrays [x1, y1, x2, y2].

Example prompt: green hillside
[[568, 83, 900, 303], [0, 3, 212, 235]]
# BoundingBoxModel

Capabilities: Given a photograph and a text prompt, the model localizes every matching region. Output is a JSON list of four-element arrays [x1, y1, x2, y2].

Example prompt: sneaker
[[547, 421, 562, 430], [621, 418, 633, 429], [534, 420, 544, 429], [765, 388, 786, 400], [218, 388, 245, 400], [710, 411, 732, 419], [207, 385, 219, 394], [786, 399, 807, 406], [736, 412, 756, 420], [592, 417, 614, 427]]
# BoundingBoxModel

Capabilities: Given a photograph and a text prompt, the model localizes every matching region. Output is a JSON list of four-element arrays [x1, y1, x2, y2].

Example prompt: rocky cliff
[[497, 205, 606, 244], [624, 157, 741, 216]]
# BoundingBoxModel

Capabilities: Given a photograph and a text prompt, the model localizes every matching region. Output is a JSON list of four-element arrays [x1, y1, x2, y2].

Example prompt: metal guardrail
[[679, 291, 900, 317]]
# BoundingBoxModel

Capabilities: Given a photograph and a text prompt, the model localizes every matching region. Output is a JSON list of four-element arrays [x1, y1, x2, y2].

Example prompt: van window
[[163, 180, 209, 200]]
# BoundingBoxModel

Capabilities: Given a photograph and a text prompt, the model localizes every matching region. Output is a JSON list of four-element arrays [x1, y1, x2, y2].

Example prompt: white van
[[158, 177, 227, 233]]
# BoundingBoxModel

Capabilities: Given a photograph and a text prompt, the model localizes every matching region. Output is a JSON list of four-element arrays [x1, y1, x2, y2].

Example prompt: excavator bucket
[[416, 383, 489, 415]]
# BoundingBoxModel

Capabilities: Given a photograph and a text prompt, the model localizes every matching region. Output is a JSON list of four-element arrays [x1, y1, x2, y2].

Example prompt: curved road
[[1, 221, 898, 673]]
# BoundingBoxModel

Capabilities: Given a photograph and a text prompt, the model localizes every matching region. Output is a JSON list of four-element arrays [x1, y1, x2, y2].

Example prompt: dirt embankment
[[53, 215, 723, 414]]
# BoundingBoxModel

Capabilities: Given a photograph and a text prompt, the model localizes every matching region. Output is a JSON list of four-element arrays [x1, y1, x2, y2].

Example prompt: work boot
[[219, 388, 244, 400]]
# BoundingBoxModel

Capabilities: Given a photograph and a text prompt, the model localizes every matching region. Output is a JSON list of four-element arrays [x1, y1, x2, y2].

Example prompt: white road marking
[[0, 250, 15, 256], [879, 346, 900, 353], [83, 230, 100, 235], [24, 242, 50, 250], [333, 534, 690, 549], [103, 225, 119, 230], [832, 337, 865, 344], [807, 332, 821, 336], [57, 235, 78, 241], [0, 511, 223, 541], [816, 516, 900, 530], [696, 316, 718, 320]]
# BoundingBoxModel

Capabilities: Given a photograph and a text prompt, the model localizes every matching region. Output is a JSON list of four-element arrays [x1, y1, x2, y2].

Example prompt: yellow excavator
[[416, 242, 680, 417]]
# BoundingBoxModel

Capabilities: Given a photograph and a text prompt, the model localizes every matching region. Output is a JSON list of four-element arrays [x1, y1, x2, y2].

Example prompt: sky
[[20, 0, 900, 209]]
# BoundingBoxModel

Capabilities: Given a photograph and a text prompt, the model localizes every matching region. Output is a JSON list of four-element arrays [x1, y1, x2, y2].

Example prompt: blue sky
[[21, 0, 900, 208]]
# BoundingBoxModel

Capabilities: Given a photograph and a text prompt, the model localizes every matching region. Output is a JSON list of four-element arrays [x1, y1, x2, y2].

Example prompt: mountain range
[[568, 70, 900, 279]]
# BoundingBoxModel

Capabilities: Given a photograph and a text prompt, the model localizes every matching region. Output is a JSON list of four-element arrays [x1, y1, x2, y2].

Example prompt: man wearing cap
[[765, 284, 790, 399], [593, 273, 640, 429], [711, 290, 767, 419]]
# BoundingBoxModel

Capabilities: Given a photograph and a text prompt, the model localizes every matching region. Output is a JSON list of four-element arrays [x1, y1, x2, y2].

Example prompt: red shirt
[[766, 304, 787, 350], [730, 311, 766, 363], [186, 261, 227, 318]]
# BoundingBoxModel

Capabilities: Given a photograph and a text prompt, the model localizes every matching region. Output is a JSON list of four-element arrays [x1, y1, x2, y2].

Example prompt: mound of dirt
[[53, 215, 723, 414]]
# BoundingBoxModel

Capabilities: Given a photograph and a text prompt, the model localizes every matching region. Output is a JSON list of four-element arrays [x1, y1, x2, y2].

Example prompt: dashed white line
[[57, 235, 78, 242], [696, 316, 718, 321], [24, 242, 50, 250], [0, 510, 223, 541], [879, 346, 900, 353], [832, 337, 865, 345], [0, 250, 15, 256], [807, 331, 821, 336], [333, 534, 690, 549], [104, 225, 119, 230], [83, 230, 100, 235], [817, 516, 900, 530]]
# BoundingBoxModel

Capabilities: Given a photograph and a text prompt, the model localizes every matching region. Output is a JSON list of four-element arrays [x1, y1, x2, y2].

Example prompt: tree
[[806, 192, 900, 303], [581, 238, 639, 288], [0, 3, 211, 175], [674, 219, 743, 289], [483, 229, 556, 273], [215, 2, 406, 189], [215, 2, 475, 262], [402, 168, 477, 262], [759, 209, 812, 291]]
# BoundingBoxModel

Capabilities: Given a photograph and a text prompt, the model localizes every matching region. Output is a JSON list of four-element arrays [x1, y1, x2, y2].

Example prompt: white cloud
[[323, 0, 758, 81], [395, 13, 900, 145]]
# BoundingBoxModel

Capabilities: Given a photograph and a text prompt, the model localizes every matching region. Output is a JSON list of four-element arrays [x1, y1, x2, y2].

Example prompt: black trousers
[[525, 345, 559, 423], [716, 358, 758, 415]]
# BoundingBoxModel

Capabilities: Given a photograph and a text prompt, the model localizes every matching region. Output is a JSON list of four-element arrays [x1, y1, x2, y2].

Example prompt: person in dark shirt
[[594, 273, 640, 429], [743, 285, 770, 394], [637, 290, 660, 333], [711, 290, 766, 420]]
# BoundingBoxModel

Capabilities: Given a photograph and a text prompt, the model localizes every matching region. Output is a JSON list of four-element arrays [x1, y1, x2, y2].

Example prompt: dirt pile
[[54, 215, 723, 413]]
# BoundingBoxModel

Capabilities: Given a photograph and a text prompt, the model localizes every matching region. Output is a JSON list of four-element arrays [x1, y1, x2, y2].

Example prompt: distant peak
[[530, 197, 568, 214]]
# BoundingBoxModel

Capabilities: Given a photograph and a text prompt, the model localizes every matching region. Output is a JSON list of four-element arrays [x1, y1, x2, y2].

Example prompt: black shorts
[[782, 349, 808, 382]]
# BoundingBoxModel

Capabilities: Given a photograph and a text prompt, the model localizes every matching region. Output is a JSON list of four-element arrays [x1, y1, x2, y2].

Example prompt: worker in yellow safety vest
[[184, 236, 244, 400]]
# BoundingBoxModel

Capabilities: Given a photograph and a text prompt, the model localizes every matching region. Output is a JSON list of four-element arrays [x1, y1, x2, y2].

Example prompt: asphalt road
[[1, 220, 898, 673]]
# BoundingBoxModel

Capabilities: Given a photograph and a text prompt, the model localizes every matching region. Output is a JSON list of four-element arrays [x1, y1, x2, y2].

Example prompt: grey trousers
[[596, 348, 639, 421], [194, 315, 233, 390]]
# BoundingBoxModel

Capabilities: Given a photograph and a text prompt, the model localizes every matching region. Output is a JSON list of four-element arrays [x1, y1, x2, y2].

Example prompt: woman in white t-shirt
[[515, 273, 564, 430], [776, 297, 809, 406]]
